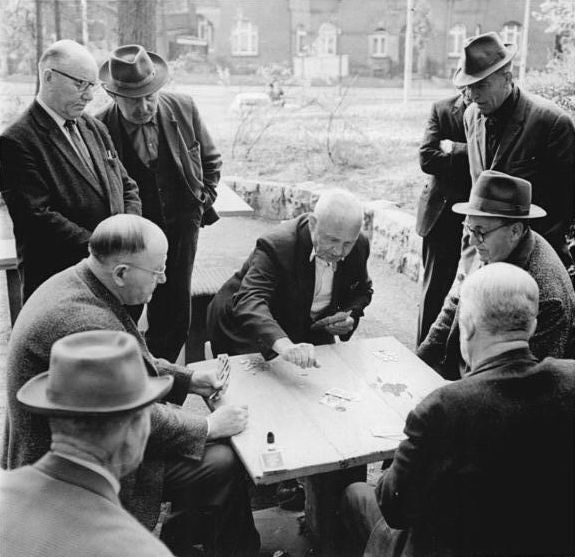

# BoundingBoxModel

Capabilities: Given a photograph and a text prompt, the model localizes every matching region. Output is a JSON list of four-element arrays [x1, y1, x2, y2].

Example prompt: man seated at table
[[0, 330, 176, 557], [418, 170, 575, 379], [341, 262, 575, 557], [1, 214, 260, 557], [207, 189, 373, 369]]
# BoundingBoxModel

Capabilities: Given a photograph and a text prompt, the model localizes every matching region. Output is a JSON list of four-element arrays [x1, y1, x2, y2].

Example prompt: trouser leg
[[161, 443, 260, 557]]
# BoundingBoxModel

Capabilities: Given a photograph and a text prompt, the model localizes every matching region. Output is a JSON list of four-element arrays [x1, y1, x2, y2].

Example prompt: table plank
[[189, 337, 446, 485], [213, 183, 253, 217]]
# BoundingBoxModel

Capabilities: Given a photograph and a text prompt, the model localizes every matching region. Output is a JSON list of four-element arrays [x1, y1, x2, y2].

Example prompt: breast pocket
[[505, 155, 539, 181]]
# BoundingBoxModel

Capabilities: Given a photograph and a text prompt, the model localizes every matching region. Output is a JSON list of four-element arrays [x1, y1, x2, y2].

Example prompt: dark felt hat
[[452, 170, 546, 219], [17, 330, 173, 416], [453, 32, 517, 87], [100, 44, 169, 98]]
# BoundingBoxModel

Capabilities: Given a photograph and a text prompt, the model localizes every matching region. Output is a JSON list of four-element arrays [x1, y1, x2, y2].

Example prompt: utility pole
[[80, 0, 89, 45], [519, 0, 531, 84], [403, 0, 414, 103]]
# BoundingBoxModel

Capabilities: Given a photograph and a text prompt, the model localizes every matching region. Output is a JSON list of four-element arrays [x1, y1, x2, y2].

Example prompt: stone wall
[[222, 176, 422, 282]]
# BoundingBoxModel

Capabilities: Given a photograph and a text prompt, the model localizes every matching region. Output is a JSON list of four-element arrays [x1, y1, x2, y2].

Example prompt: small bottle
[[266, 431, 276, 449], [260, 431, 285, 473]]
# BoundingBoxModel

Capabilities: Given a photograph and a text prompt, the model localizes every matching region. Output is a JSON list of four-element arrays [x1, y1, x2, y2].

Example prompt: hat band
[[113, 68, 156, 90], [470, 193, 530, 216]]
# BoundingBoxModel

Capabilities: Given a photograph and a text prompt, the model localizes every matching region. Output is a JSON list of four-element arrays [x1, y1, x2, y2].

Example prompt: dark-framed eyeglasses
[[123, 262, 166, 279], [462, 221, 510, 244], [49, 67, 99, 92]]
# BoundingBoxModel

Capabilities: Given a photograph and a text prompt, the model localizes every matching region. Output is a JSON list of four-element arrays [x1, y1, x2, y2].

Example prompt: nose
[[82, 87, 94, 101]]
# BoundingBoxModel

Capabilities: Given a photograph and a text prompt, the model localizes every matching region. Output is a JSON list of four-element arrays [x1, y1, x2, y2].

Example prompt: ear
[[460, 315, 476, 342], [528, 317, 537, 338], [511, 221, 525, 239], [308, 213, 318, 234], [111, 264, 129, 287]]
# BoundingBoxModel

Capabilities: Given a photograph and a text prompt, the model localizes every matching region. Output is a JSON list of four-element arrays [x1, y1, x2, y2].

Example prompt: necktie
[[64, 119, 96, 176], [131, 122, 158, 166], [485, 117, 498, 168]]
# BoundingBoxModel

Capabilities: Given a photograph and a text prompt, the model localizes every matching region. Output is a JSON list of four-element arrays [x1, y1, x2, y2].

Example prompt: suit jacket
[[0, 453, 174, 557], [465, 87, 575, 248], [97, 91, 221, 226], [417, 230, 575, 379], [416, 94, 471, 237], [367, 349, 575, 557], [207, 214, 373, 358], [1, 260, 208, 529], [0, 101, 141, 298]]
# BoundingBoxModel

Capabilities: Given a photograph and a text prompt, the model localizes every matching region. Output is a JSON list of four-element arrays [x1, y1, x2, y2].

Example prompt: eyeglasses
[[462, 222, 510, 244], [50, 68, 99, 92], [123, 262, 166, 279]]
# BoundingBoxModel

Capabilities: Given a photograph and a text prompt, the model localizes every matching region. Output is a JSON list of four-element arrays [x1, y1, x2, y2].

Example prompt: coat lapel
[[492, 119, 524, 168], [157, 105, 185, 178]]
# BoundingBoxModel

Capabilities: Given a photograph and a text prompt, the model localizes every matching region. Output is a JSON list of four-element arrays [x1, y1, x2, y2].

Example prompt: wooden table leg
[[6, 268, 22, 327], [303, 464, 367, 556]]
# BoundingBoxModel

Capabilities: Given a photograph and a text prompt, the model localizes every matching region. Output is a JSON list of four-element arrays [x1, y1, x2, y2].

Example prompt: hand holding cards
[[210, 354, 231, 401], [310, 310, 353, 335]]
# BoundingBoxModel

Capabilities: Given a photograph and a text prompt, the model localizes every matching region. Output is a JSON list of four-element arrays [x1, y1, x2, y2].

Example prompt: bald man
[[207, 189, 373, 369], [0, 39, 141, 300]]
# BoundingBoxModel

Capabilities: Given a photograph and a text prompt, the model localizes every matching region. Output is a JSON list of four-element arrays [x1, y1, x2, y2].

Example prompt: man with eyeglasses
[[417, 170, 575, 380], [1, 214, 261, 557], [97, 45, 222, 363], [0, 39, 141, 301]]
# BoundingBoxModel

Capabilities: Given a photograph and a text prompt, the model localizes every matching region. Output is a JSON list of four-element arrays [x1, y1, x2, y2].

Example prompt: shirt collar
[[51, 451, 121, 494], [488, 84, 518, 123], [36, 96, 68, 129], [309, 248, 337, 270], [121, 113, 158, 135]]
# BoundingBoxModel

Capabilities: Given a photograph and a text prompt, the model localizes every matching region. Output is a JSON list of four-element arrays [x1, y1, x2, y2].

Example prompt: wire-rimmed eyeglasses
[[462, 221, 510, 244]]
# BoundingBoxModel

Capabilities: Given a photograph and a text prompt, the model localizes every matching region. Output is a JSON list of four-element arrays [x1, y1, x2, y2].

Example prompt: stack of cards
[[210, 354, 231, 401]]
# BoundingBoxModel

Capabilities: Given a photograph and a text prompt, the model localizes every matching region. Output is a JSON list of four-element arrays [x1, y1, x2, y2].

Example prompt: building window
[[231, 19, 258, 56], [317, 23, 338, 55], [369, 32, 387, 58], [296, 26, 307, 55], [448, 24, 466, 58], [197, 15, 214, 49], [501, 22, 521, 46]]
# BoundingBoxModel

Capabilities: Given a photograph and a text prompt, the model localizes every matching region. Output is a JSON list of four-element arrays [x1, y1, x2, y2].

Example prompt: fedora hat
[[452, 170, 546, 219], [453, 32, 517, 87], [100, 44, 169, 98], [17, 330, 173, 416]]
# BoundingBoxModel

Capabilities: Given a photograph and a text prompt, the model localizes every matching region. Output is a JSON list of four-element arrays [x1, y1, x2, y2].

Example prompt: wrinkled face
[[465, 215, 518, 264], [118, 235, 168, 305], [465, 69, 510, 116], [114, 92, 160, 125], [42, 54, 99, 120], [309, 214, 361, 265]]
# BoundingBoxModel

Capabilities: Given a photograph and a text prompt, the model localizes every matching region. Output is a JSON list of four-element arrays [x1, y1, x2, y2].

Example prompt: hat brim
[[99, 51, 169, 98], [17, 372, 173, 417], [452, 201, 546, 219], [453, 43, 517, 87]]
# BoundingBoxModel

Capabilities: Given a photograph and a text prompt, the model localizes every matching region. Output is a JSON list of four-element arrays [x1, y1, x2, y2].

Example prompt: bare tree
[[118, 0, 157, 50]]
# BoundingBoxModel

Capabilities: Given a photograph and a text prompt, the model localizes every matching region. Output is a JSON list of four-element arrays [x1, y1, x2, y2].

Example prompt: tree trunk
[[54, 0, 62, 40], [118, 0, 157, 51], [35, 0, 43, 94]]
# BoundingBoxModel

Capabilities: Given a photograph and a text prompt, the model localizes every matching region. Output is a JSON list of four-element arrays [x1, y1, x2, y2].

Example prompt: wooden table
[[191, 336, 446, 551], [213, 183, 253, 216]]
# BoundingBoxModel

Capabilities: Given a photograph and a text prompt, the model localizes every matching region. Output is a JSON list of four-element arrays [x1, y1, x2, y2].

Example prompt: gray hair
[[313, 188, 363, 226], [459, 262, 539, 336], [38, 39, 90, 71], [89, 214, 163, 262]]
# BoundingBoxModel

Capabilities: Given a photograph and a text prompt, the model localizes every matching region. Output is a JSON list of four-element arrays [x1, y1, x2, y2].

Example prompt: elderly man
[[342, 263, 575, 557], [0, 330, 175, 557], [455, 31, 575, 262], [207, 189, 373, 369], [0, 40, 141, 300], [1, 215, 260, 557], [416, 89, 471, 345], [97, 45, 221, 362], [418, 170, 575, 379]]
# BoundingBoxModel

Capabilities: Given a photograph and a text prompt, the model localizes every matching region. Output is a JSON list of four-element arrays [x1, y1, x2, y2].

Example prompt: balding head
[[459, 262, 539, 366], [38, 40, 98, 120], [309, 189, 363, 264], [88, 215, 168, 305]]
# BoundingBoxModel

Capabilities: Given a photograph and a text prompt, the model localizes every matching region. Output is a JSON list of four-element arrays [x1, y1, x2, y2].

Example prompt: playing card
[[325, 387, 360, 402], [319, 394, 347, 411]]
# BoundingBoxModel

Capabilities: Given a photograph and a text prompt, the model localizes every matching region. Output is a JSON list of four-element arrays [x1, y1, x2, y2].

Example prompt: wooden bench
[[0, 239, 21, 326]]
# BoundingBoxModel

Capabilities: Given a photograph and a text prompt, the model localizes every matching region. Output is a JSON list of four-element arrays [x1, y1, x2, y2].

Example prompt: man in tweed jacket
[[418, 170, 575, 379], [1, 215, 260, 557]]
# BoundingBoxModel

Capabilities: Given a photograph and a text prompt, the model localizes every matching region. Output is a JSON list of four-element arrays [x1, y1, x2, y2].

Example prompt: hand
[[311, 310, 354, 336], [207, 405, 248, 439], [274, 339, 320, 369], [187, 364, 223, 398], [440, 139, 453, 154]]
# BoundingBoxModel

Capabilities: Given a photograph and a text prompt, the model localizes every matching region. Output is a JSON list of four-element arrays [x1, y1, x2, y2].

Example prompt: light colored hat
[[99, 44, 169, 98], [452, 170, 546, 219], [17, 330, 173, 416], [453, 32, 517, 87]]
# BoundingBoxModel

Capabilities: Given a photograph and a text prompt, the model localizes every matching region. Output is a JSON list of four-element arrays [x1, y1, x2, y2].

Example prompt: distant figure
[[418, 170, 575, 379], [268, 80, 285, 106], [342, 263, 575, 557], [416, 90, 471, 345], [455, 31, 575, 263], [207, 189, 373, 370], [0, 39, 141, 300], [98, 45, 222, 362], [0, 330, 175, 557]]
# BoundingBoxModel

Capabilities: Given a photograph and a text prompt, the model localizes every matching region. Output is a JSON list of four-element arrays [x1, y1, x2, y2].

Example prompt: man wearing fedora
[[418, 170, 575, 379], [454, 31, 575, 263], [0, 39, 141, 301], [2, 214, 260, 557], [341, 263, 575, 557], [97, 44, 222, 363], [0, 330, 176, 557]]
